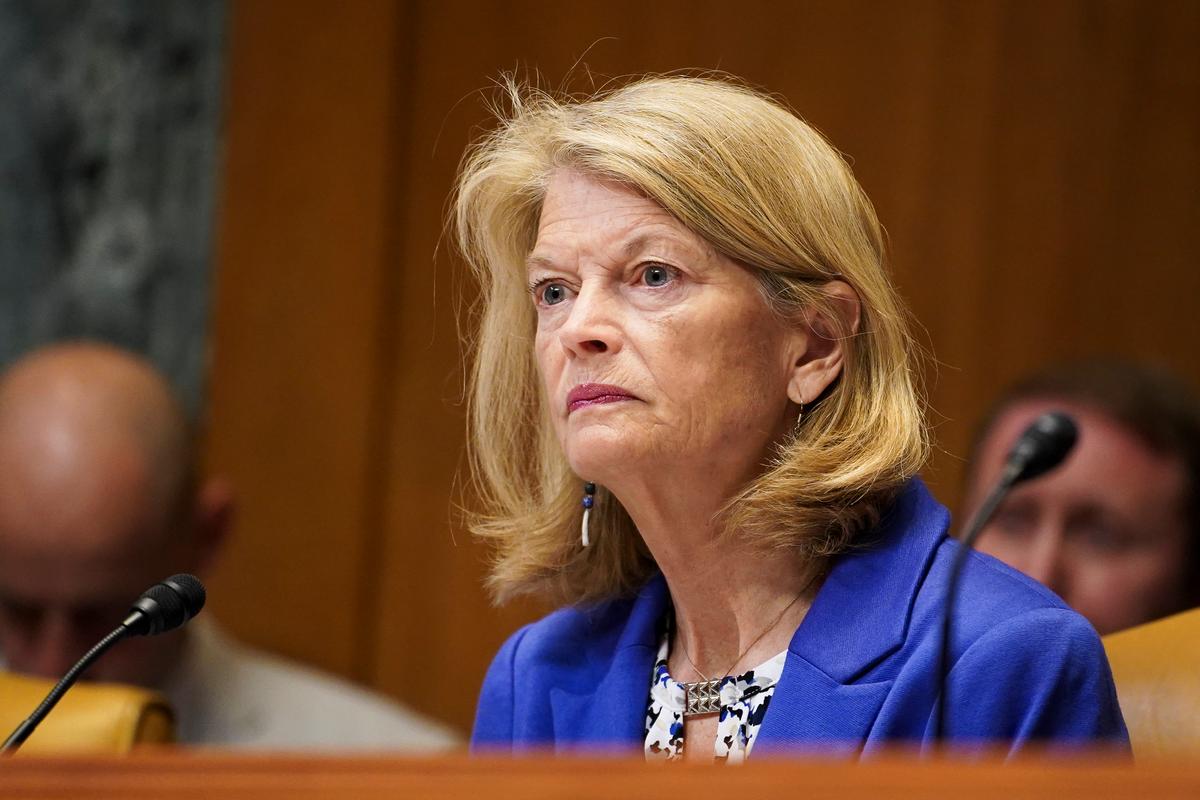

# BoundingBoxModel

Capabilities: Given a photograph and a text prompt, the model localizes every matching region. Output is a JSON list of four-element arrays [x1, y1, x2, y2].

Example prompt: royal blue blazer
[[472, 479, 1129, 756]]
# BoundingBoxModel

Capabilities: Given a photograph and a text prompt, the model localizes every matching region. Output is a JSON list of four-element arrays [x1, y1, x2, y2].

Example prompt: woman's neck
[[613, 473, 822, 681], [666, 548, 819, 682]]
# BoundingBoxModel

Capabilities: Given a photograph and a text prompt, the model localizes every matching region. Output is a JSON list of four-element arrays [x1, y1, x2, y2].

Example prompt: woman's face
[[528, 170, 808, 489]]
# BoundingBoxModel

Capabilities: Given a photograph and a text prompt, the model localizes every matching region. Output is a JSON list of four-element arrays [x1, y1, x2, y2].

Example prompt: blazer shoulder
[[899, 537, 1097, 677], [492, 593, 643, 677], [931, 537, 1075, 631], [472, 592, 649, 749], [944, 604, 1128, 744]]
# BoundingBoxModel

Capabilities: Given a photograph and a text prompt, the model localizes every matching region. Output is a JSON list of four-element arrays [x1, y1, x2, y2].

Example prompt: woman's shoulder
[[942, 539, 1080, 629], [500, 601, 628, 665], [825, 478, 1107, 681], [490, 574, 669, 678], [923, 543, 1126, 742], [918, 537, 1109, 681], [879, 478, 1090, 639]]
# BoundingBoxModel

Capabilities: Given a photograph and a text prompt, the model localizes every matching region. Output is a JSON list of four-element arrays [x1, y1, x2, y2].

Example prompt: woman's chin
[[564, 433, 649, 483]]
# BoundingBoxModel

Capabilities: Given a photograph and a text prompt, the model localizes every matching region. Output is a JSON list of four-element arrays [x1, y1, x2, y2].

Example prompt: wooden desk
[[1, 753, 1197, 799]]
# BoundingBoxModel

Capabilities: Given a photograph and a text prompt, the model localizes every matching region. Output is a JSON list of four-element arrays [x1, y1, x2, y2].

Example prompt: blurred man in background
[[961, 359, 1200, 635], [0, 342, 458, 749]]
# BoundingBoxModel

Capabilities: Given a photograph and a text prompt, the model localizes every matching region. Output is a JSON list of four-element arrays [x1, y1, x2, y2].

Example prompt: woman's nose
[[558, 285, 621, 358]]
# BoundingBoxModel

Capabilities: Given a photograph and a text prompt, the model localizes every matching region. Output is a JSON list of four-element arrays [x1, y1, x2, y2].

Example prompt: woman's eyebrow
[[525, 231, 690, 274], [525, 253, 559, 273], [620, 232, 687, 259]]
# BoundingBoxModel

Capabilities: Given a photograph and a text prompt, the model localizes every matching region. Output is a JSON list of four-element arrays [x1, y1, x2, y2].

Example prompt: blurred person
[[456, 75, 1126, 760], [0, 342, 458, 749], [962, 359, 1200, 636]]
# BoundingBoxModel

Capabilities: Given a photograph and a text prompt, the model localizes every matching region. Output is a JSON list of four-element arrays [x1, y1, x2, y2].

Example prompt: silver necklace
[[674, 575, 817, 717]]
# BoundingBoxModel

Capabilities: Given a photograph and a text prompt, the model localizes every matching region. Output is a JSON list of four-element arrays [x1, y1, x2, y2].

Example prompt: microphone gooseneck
[[1, 573, 207, 754], [934, 412, 1078, 744]]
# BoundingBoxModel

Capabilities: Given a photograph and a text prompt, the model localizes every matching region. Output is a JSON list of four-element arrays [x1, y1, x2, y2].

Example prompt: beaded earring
[[581, 482, 596, 547]]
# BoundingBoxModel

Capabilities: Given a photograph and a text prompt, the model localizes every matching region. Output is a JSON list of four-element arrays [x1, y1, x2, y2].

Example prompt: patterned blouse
[[644, 629, 787, 763]]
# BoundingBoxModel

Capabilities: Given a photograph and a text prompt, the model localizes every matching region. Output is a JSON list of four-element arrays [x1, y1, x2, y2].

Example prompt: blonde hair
[[455, 75, 928, 605]]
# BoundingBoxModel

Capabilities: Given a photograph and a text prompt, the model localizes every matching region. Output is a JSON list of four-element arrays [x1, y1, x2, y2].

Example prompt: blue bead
[[582, 496, 594, 508], [584, 482, 596, 494]]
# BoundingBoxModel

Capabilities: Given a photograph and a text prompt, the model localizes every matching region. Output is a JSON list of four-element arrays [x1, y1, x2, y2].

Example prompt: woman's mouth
[[567, 383, 637, 413]]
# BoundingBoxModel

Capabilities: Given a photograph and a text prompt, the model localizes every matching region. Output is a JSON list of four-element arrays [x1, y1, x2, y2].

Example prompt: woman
[[456, 75, 1127, 760]]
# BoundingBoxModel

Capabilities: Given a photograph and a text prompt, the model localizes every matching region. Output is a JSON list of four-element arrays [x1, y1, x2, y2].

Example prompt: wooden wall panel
[[204, 0, 406, 677], [898, 0, 1200, 494], [207, 0, 1200, 735]]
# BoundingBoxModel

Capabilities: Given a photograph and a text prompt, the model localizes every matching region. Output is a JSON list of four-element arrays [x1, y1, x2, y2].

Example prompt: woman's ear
[[787, 280, 861, 405]]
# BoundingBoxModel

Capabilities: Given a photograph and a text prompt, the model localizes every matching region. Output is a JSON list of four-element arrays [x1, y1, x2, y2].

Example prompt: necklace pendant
[[683, 678, 723, 717]]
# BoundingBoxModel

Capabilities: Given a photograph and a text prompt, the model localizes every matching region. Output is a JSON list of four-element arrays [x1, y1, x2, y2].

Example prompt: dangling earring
[[581, 482, 596, 547], [793, 399, 806, 436]]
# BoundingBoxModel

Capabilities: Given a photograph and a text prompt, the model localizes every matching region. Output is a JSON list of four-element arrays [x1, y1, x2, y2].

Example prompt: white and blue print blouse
[[644, 630, 787, 763]]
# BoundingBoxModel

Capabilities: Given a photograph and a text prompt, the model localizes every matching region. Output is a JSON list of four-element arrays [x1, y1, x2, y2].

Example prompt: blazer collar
[[789, 477, 949, 683], [550, 575, 669, 750], [613, 573, 670, 649], [548, 478, 948, 749], [756, 478, 949, 754], [620, 477, 948, 677]]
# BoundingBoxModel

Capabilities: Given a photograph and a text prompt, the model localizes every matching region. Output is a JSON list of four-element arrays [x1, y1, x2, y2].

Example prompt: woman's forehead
[[528, 171, 712, 269], [536, 171, 668, 229]]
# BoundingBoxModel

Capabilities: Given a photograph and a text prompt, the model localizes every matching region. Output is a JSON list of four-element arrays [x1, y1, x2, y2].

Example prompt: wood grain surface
[[1, 753, 1198, 800]]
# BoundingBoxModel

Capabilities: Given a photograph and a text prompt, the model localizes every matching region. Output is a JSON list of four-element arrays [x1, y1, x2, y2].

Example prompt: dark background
[[0, 0, 225, 414]]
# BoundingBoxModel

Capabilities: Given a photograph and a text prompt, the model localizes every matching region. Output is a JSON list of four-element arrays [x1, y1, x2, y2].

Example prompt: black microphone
[[1, 574, 206, 754], [123, 574, 207, 636], [934, 412, 1078, 743], [998, 411, 1079, 486]]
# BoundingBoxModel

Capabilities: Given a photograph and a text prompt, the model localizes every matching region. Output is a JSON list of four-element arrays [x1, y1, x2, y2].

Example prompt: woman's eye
[[641, 265, 674, 287], [538, 283, 568, 305]]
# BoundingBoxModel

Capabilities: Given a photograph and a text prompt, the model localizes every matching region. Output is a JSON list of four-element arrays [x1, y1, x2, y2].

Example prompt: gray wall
[[0, 0, 226, 413]]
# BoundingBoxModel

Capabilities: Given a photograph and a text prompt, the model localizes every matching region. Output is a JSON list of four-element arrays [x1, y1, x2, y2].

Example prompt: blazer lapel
[[756, 479, 949, 755], [544, 479, 949, 755], [549, 575, 669, 753], [753, 655, 894, 757]]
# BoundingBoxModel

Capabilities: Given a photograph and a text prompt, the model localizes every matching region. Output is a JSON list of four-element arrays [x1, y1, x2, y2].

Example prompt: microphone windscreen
[[124, 574, 207, 636], [1010, 411, 1078, 483], [163, 574, 206, 618], [137, 583, 186, 632]]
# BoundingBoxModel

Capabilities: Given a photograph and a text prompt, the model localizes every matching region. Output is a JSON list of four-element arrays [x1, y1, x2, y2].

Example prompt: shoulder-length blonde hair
[[455, 75, 928, 606]]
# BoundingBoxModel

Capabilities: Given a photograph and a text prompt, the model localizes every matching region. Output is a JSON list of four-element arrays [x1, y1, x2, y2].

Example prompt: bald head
[[0, 343, 229, 684], [0, 343, 193, 555]]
